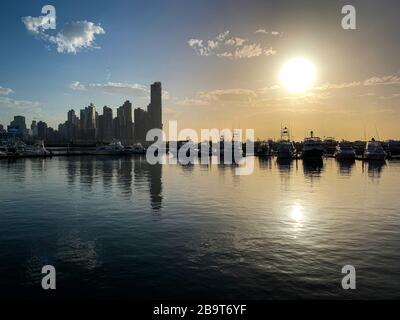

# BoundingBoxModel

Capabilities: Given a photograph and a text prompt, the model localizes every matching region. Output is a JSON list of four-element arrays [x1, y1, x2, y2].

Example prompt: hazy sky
[[1, 0, 400, 140]]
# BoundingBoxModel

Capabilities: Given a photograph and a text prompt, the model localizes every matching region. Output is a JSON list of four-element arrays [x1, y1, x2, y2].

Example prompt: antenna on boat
[[363, 125, 367, 142], [374, 124, 380, 141]]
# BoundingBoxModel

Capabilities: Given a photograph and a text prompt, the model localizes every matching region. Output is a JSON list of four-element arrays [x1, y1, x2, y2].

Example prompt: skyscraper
[[102, 106, 113, 143], [133, 82, 162, 143], [8, 115, 27, 135], [148, 82, 162, 129], [79, 103, 97, 142]]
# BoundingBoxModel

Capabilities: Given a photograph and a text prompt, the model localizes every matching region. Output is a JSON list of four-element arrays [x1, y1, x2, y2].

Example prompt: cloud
[[175, 88, 258, 107], [69, 81, 149, 97], [255, 29, 281, 36], [22, 14, 105, 54], [188, 30, 277, 59], [199, 89, 257, 102], [48, 21, 105, 54], [0, 96, 42, 115], [316, 73, 400, 91], [0, 86, 14, 95], [21, 15, 50, 34]]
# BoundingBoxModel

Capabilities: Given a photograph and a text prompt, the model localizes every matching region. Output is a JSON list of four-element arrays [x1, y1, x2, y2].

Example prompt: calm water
[[0, 156, 399, 299]]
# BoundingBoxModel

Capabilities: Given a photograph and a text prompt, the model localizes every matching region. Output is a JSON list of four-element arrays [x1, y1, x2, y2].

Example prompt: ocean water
[[0, 156, 399, 299]]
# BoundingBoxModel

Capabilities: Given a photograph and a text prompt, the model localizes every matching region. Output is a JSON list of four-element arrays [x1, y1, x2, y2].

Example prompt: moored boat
[[276, 127, 296, 159], [334, 141, 356, 160], [302, 131, 324, 160], [96, 140, 125, 155], [364, 138, 386, 161]]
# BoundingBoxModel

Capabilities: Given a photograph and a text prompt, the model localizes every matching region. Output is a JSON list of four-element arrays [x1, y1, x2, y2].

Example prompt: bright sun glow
[[279, 57, 316, 93]]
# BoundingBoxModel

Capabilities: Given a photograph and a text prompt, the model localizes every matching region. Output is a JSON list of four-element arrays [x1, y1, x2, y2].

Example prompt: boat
[[124, 143, 146, 154], [334, 141, 356, 160], [302, 131, 324, 160], [256, 141, 271, 156], [387, 140, 400, 157], [364, 138, 387, 161], [323, 137, 338, 156], [15, 141, 51, 157], [96, 140, 125, 155], [215, 135, 243, 162], [276, 127, 296, 159]]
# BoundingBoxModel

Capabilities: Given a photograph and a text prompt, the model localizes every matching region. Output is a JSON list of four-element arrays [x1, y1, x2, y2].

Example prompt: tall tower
[[148, 82, 162, 129]]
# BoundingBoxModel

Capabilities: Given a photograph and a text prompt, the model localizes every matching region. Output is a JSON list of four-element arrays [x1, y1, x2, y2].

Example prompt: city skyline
[[0, 82, 163, 144], [1, 0, 400, 141]]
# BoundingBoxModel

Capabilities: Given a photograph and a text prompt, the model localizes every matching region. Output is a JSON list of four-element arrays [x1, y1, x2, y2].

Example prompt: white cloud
[[0, 86, 14, 95], [0, 96, 42, 116], [69, 81, 149, 97], [21, 15, 50, 34], [22, 14, 105, 54], [188, 30, 277, 59], [316, 73, 400, 91], [255, 29, 282, 36]]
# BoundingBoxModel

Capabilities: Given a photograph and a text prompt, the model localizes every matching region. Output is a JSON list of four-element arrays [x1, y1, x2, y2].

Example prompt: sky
[[1, 0, 400, 140]]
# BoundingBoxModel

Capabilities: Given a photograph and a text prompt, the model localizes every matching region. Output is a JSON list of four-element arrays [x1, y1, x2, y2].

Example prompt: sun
[[279, 57, 316, 93]]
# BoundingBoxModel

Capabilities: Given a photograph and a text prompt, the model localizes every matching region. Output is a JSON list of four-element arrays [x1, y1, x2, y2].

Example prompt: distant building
[[98, 106, 113, 143], [80, 103, 97, 142], [8, 115, 27, 135], [31, 120, 38, 137], [134, 107, 149, 143], [0, 123, 4, 133], [37, 121, 48, 140], [133, 82, 163, 144], [149, 81, 162, 130]]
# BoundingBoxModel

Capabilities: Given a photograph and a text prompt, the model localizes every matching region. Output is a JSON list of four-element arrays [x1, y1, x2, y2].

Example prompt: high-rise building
[[148, 82, 162, 129], [79, 103, 97, 142], [102, 106, 113, 143], [31, 120, 38, 137], [115, 101, 133, 144], [133, 107, 149, 143], [37, 121, 48, 140], [8, 115, 27, 135], [133, 82, 162, 143]]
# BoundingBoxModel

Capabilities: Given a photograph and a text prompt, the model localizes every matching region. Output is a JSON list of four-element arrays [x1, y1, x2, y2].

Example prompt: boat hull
[[302, 148, 324, 160]]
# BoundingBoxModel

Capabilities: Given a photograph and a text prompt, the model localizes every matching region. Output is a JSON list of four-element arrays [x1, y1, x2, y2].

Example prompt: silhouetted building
[[8, 115, 27, 135], [149, 81, 162, 130], [37, 121, 48, 140], [98, 106, 113, 143], [80, 103, 97, 142], [30, 120, 38, 137], [133, 82, 163, 144], [115, 101, 133, 144]]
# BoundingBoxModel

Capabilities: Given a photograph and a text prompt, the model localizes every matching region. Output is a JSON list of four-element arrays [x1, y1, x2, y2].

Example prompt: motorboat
[[276, 127, 296, 159], [15, 141, 51, 157], [302, 131, 324, 160], [334, 141, 356, 160], [124, 143, 146, 154], [256, 141, 271, 156], [96, 140, 125, 155], [323, 137, 338, 156], [364, 138, 386, 161]]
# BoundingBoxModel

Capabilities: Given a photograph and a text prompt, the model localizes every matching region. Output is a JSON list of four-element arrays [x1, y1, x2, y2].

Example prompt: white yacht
[[276, 127, 296, 159], [96, 141, 125, 155], [334, 141, 355, 160], [364, 138, 386, 161], [124, 143, 146, 154], [302, 131, 324, 160], [15, 141, 51, 157]]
